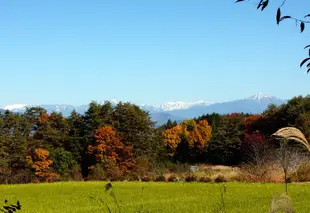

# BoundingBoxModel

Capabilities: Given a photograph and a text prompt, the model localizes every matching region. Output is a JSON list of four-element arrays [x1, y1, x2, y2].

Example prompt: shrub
[[10, 169, 33, 184], [185, 174, 197, 182], [70, 167, 84, 181], [214, 174, 227, 183], [291, 162, 310, 182], [31, 178, 41, 184], [88, 164, 107, 181], [107, 167, 124, 181], [168, 163, 190, 173], [199, 176, 212, 183], [141, 176, 152, 182], [155, 175, 166, 182], [286, 176, 292, 183], [230, 173, 247, 182], [167, 175, 178, 182], [135, 156, 151, 176]]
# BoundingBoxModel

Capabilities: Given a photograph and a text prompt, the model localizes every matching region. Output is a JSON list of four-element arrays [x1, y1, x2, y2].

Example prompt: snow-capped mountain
[[1, 104, 27, 112], [246, 92, 283, 103], [0, 104, 81, 115], [141, 100, 215, 112], [167, 93, 286, 119], [0, 93, 287, 126]]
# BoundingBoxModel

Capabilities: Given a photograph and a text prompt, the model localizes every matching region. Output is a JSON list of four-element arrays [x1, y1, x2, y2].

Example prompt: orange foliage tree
[[88, 126, 135, 173], [26, 148, 57, 182], [162, 119, 212, 161], [244, 114, 262, 133], [38, 113, 50, 125], [162, 125, 183, 156]]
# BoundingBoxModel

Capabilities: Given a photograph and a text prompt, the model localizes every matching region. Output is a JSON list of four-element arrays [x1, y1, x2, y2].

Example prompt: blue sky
[[0, 0, 309, 105]]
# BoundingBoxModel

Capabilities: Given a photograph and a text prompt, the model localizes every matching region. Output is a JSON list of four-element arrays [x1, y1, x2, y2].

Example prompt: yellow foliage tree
[[162, 119, 212, 158], [162, 125, 183, 156]]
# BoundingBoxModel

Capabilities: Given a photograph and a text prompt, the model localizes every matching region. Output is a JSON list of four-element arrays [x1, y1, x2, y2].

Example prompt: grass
[[1, 182, 310, 213]]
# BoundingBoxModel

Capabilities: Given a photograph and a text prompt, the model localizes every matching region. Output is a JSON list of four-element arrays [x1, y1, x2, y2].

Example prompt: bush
[[199, 176, 212, 183], [185, 174, 197, 182], [155, 175, 166, 182], [10, 169, 34, 184], [168, 163, 190, 173], [167, 175, 178, 182], [291, 162, 310, 182], [107, 167, 124, 181], [88, 164, 107, 181], [124, 172, 140, 181], [286, 176, 292, 183], [214, 174, 227, 183], [31, 178, 41, 184], [135, 156, 151, 176], [230, 173, 247, 182], [70, 167, 84, 181], [141, 176, 152, 182]]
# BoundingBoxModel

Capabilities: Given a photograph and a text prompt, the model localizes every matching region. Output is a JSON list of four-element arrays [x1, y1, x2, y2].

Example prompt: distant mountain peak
[[1, 104, 27, 111], [246, 93, 279, 101], [153, 100, 215, 111]]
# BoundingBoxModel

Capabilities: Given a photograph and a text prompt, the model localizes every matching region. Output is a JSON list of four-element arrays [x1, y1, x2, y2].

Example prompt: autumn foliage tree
[[88, 126, 135, 174], [26, 148, 57, 182], [162, 119, 212, 163]]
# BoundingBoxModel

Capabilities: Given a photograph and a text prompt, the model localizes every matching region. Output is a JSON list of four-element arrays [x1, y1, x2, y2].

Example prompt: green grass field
[[1, 182, 310, 213]]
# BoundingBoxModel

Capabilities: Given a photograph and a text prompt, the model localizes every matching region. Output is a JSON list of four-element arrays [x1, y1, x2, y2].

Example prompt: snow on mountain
[[141, 100, 215, 112], [157, 100, 214, 111], [1, 104, 28, 111], [0, 93, 287, 124], [246, 93, 282, 102]]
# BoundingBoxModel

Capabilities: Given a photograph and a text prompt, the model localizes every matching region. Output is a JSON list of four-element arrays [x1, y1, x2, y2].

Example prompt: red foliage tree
[[244, 114, 262, 133]]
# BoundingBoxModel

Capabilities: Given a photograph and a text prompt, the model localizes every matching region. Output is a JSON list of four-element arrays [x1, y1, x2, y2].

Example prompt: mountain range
[[0, 93, 286, 126]]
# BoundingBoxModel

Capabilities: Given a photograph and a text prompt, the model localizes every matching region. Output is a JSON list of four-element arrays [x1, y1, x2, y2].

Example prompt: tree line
[[0, 95, 309, 183]]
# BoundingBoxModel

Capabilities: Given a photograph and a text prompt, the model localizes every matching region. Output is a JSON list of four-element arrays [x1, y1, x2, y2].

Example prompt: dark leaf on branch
[[301, 22, 305, 33], [300, 57, 310, 67], [257, 3, 262, 9], [276, 8, 281, 24], [280, 16, 291, 22], [305, 14, 310, 18], [261, 0, 268, 11], [304, 45, 310, 49], [308, 68, 310, 73], [256, 0, 264, 10], [235, 0, 245, 2]]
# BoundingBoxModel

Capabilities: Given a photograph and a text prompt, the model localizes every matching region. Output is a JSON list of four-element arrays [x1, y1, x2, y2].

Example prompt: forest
[[1, 95, 310, 184]]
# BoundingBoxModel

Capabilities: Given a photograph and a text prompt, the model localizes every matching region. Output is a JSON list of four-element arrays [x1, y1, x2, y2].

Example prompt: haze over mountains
[[0, 93, 286, 126]]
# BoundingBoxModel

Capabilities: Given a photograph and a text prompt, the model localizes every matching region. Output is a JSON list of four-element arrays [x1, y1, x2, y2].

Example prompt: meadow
[[1, 181, 310, 213]]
